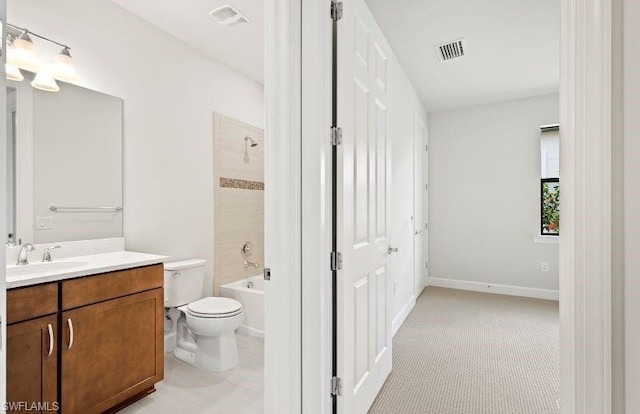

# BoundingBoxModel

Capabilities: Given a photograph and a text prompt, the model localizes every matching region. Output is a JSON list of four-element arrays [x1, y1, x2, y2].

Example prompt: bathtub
[[220, 275, 265, 338]]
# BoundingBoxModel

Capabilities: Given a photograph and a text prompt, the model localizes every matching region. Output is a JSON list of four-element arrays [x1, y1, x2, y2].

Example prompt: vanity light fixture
[[5, 63, 24, 82], [7, 31, 40, 73], [5, 23, 79, 88], [52, 47, 79, 83], [31, 68, 60, 92]]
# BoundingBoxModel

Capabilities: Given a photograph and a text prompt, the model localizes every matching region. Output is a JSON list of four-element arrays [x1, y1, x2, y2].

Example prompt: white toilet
[[164, 259, 244, 372]]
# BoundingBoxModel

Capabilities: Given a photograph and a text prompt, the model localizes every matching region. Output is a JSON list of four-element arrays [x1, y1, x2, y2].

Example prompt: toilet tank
[[163, 259, 207, 307]]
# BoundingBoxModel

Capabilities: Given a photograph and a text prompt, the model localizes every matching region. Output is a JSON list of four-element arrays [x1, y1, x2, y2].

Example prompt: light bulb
[[31, 69, 60, 92], [7, 32, 40, 73], [52, 47, 79, 83], [6, 63, 24, 81]]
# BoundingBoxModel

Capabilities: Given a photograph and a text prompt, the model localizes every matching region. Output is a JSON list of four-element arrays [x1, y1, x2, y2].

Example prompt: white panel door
[[337, 0, 392, 412], [414, 113, 428, 294]]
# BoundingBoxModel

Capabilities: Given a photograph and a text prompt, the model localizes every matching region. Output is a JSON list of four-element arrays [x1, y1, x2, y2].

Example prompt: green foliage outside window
[[542, 179, 560, 235]]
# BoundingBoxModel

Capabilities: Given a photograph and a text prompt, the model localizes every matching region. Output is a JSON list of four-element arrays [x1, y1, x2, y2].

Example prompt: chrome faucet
[[42, 246, 62, 262], [243, 260, 259, 269], [16, 243, 36, 266]]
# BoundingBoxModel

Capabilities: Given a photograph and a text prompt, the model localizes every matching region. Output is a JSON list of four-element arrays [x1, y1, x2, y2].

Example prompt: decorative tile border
[[220, 177, 265, 191]]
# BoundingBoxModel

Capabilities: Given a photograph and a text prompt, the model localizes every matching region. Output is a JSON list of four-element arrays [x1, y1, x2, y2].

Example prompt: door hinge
[[425, 144, 429, 151], [331, 376, 343, 396], [425, 222, 428, 230], [330, 251, 343, 271], [331, 1, 344, 22], [425, 183, 428, 191], [331, 126, 343, 146]]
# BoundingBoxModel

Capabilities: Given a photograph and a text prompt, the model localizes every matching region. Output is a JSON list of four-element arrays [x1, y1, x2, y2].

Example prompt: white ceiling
[[109, 0, 557, 109], [110, 0, 264, 84], [365, 0, 560, 112]]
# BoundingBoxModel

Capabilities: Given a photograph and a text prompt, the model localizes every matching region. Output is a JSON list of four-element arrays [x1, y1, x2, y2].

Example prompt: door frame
[[1, 1, 8, 410], [300, 0, 333, 413], [559, 0, 617, 412], [413, 111, 428, 296], [264, 0, 303, 412]]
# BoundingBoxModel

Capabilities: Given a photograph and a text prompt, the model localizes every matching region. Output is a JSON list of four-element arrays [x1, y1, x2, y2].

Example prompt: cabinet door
[[61, 288, 163, 414], [7, 315, 58, 413]]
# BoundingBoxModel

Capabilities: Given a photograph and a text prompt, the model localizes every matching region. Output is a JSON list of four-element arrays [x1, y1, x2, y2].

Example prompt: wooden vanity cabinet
[[6, 315, 58, 414], [5, 264, 164, 414]]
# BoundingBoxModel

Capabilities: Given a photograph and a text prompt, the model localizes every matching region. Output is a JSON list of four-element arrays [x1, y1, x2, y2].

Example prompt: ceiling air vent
[[435, 39, 466, 62], [210, 5, 249, 27]]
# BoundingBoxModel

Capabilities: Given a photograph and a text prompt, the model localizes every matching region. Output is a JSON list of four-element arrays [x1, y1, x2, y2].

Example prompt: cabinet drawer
[[62, 264, 163, 310], [7, 283, 58, 325]]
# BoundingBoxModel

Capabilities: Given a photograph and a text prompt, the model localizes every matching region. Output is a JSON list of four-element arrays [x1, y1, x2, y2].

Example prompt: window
[[540, 125, 559, 235]]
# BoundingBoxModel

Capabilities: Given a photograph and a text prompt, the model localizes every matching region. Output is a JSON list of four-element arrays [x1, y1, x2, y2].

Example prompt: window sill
[[533, 234, 560, 244]]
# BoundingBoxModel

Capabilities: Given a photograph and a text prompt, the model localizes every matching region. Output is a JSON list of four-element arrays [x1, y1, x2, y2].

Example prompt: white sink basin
[[4, 250, 166, 289], [7, 261, 89, 277]]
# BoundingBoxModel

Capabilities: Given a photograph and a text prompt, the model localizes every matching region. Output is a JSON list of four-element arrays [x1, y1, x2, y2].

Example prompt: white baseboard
[[392, 295, 416, 336], [427, 277, 559, 301]]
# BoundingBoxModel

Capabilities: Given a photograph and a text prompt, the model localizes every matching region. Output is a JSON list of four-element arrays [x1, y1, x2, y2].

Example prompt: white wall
[[623, 0, 640, 409], [389, 61, 427, 329], [428, 94, 559, 294], [8, 0, 264, 295]]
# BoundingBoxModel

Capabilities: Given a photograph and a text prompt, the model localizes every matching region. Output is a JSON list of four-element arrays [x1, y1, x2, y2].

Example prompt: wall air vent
[[210, 5, 249, 27], [435, 38, 466, 62]]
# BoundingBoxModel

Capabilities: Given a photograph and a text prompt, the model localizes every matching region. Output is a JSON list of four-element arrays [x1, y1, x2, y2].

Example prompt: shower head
[[245, 136, 258, 147]]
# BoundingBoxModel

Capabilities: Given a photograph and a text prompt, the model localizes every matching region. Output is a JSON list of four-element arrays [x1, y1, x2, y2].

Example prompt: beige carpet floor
[[369, 287, 559, 414]]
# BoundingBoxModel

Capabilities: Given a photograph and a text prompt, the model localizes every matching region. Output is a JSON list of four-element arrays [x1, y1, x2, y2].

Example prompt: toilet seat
[[186, 297, 243, 319]]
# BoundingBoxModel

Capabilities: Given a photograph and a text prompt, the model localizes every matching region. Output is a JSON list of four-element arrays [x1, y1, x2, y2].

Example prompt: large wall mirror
[[6, 75, 123, 245]]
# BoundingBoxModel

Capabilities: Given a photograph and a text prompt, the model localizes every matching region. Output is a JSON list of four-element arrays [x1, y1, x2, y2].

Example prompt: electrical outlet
[[541, 262, 550, 272], [36, 216, 54, 230]]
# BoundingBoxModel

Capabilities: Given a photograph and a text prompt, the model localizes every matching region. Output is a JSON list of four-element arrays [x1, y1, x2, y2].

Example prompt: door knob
[[388, 246, 399, 254]]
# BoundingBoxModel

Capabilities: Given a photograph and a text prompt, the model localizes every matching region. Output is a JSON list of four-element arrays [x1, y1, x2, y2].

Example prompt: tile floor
[[120, 332, 264, 414]]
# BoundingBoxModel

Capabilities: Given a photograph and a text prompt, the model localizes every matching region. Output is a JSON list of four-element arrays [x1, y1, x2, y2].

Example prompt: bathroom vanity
[[5, 252, 165, 414]]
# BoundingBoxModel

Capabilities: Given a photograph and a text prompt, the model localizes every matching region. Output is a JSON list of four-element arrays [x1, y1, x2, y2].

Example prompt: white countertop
[[6, 251, 167, 289]]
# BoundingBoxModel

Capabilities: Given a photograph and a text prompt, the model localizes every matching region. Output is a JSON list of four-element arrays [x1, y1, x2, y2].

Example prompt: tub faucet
[[243, 260, 259, 269], [16, 243, 36, 266]]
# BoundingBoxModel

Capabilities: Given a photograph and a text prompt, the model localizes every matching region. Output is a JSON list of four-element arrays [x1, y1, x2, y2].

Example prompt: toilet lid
[[187, 297, 242, 317]]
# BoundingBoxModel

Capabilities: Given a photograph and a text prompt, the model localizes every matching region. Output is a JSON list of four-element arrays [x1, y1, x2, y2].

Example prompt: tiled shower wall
[[213, 113, 264, 294]]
